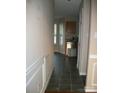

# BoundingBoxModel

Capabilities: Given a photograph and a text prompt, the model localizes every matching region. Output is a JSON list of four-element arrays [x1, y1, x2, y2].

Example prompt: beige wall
[[77, 0, 91, 75], [26, 0, 54, 93], [85, 0, 97, 92], [26, 0, 54, 68]]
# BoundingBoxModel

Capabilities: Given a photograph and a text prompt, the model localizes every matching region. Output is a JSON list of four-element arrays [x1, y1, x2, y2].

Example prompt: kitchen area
[[65, 21, 78, 57], [54, 19, 79, 57]]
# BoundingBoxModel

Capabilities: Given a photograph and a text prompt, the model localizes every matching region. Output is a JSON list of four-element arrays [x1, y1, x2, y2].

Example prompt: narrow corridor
[[46, 53, 86, 93], [26, 0, 97, 93]]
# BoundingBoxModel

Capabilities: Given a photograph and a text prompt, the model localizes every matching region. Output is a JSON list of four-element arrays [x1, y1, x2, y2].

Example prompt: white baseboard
[[89, 54, 97, 59], [79, 72, 87, 76], [85, 87, 97, 92], [40, 66, 54, 93]]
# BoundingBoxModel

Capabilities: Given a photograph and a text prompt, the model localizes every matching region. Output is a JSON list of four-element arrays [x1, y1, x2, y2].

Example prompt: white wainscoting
[[26, 55, 53, 93]]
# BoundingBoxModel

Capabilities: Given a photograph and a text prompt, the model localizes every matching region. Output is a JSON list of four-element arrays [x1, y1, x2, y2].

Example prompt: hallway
[[46, 53, 86, 93], [26, 0, 97, 93]]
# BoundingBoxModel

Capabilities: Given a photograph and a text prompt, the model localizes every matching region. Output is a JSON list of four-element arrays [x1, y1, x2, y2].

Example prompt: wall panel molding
[[26, 56, 44, 86], [40, 66, 54, 93], [26, 55, 53, 93]]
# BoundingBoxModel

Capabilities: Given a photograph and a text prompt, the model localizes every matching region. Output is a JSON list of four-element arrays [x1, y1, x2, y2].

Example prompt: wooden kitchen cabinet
[[66, 21, 76, 34]]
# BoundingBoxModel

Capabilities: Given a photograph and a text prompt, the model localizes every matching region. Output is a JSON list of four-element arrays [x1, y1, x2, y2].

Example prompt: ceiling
[[54, 0, 82, 18]]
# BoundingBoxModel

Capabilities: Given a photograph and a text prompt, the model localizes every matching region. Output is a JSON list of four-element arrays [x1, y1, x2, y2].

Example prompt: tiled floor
[[46, 53, 86, 92]]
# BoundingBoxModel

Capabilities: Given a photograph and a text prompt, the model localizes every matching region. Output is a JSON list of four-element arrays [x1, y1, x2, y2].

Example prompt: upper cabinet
[[65, 21, 76, 40], [66, 21, 76, 34]]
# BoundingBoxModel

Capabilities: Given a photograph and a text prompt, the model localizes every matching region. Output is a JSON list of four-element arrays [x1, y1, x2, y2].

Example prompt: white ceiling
[[54, 0, 82, 18]]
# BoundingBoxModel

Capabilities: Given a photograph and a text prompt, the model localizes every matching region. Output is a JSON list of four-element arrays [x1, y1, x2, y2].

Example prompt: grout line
[[58, 76, 61, 91], [70, 65, 73, 92]]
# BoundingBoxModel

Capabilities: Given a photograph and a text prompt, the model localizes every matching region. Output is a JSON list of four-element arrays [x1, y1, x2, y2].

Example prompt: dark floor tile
[[59, 84, 71, 91], [70, 70, 78, 73], [71, 72, 79, 76], [71, 84, 84, 90], [71, 79, 81, 83], [71, 76, 81, 81], [71, 88, 85, 93], [60, 74, 70, 78], [59, 79, 71, 85], [46, 53, 86, 92], [47, 84, 59, 91]]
